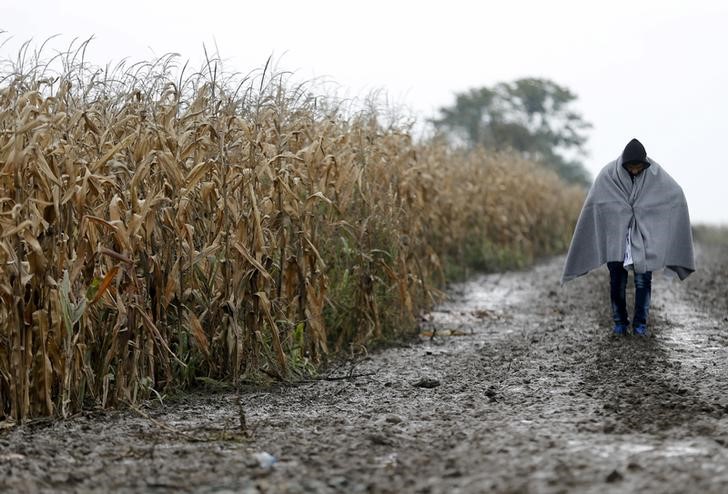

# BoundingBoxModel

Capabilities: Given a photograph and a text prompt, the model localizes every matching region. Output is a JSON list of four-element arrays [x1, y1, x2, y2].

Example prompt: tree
[[430, 78, 592, 186]]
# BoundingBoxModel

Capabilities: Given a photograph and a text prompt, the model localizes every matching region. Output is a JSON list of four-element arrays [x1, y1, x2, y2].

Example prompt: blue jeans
[[607, 262, 652, 327]]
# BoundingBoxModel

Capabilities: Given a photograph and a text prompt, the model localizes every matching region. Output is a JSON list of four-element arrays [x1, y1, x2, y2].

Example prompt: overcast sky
[[3, 0, 726, 224]]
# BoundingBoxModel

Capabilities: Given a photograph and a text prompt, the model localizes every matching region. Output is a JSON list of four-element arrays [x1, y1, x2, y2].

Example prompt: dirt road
[[2, 244, 728, 493]]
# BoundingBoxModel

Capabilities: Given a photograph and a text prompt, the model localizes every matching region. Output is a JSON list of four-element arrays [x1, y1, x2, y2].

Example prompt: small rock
[[385, 414, 403, 424], [606, 470, 623, 483], [484, 386, 498, 401], [253, 452, 277, 469], [412, 377, 440, 388], [474, 309, 494, 319], [368, 433, 395, 446], [49, 472, 70, 483], [327, 476, 348, 488]]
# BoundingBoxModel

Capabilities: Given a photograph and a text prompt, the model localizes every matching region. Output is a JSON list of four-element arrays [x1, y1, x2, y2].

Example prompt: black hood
[[621, 138, 651, 169]]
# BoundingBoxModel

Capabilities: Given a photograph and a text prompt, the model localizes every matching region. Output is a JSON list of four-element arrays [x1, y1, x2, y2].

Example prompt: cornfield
[[0, 47, 584, 422]]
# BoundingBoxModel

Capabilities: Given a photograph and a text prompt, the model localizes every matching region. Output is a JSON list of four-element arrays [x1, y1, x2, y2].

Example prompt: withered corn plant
[[0, 42, 584, 422]]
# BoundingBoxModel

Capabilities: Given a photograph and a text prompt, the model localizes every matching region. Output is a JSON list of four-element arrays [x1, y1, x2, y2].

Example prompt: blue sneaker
[[613, 323, 628, 335], [633, 324, 648, 336]]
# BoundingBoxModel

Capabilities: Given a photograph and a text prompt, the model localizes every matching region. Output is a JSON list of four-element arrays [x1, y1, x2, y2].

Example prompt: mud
[[2, 243, 728, 493]]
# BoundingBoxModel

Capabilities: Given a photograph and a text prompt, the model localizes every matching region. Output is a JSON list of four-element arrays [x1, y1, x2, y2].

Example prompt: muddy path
[[2, 243, 728, 493]]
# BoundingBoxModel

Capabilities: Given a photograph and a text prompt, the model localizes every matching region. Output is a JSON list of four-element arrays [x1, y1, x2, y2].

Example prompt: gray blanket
[[561, 154, 695, 283]]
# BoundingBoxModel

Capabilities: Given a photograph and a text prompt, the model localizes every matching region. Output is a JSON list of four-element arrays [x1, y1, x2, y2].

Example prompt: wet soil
[[2, 243, 728, 493]]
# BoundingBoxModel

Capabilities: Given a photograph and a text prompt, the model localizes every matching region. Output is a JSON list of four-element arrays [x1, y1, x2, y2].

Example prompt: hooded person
[[561, 138, 695, 336]]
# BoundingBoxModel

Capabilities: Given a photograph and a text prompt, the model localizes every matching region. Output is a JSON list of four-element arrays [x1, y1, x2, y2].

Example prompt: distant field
[[693, 224, 728, 246]]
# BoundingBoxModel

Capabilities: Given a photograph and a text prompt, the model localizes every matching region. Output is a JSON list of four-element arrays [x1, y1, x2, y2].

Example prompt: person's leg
[[633, 270, 653, 330], [607, 262, 629, 329]]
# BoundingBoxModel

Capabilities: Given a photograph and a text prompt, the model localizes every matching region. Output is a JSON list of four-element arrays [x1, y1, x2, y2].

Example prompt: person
[[561, 138, 695, 336]]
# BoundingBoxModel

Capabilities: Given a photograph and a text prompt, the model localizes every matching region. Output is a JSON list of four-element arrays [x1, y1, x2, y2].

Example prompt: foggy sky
[[3, 0, 726, 224]]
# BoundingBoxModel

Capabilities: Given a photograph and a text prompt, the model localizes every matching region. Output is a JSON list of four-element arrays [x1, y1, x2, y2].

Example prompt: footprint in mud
[[581, 336, 716, 435], [578, 285, 727, 437]]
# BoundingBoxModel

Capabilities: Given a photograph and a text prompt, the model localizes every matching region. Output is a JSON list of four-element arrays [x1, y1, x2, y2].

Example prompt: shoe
[[633, 324, 648, 336], [613, 323, 628, 335]]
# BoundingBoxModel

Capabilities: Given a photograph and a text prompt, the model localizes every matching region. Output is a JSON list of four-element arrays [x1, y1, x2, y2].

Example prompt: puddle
[[568, 438, 655, 456], [567, 437, 710, 459]]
